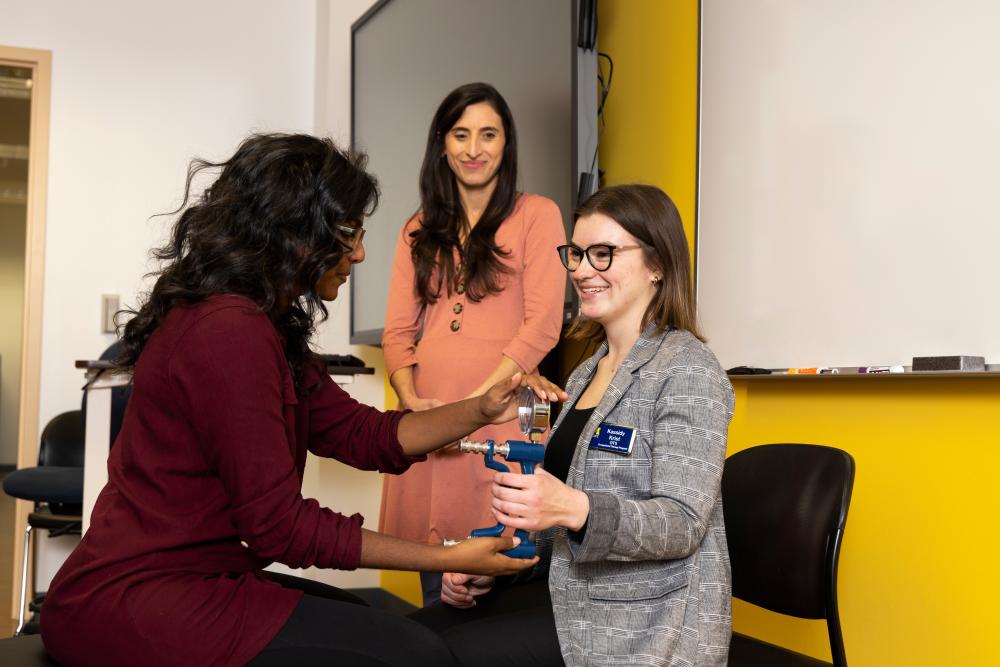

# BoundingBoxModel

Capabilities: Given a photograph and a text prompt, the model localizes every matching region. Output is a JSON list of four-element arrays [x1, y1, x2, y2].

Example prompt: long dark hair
[[568, 184, 704, 343], [411, 82, 518, 303], [118, 133, 378, 392]]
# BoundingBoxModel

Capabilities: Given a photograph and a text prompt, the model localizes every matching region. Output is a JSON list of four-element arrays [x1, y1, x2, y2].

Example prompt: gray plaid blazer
[[535, 326, 734, 666]]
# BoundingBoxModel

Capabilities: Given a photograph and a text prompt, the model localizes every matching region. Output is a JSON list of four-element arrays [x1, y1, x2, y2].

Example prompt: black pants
[[408, 579, 563, 666], [419, 570, 443, 606], [247, 572, 455, 666]]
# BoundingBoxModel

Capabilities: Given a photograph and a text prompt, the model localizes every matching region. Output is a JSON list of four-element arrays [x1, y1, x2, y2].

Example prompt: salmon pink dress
[[380, 193, 566, 544]]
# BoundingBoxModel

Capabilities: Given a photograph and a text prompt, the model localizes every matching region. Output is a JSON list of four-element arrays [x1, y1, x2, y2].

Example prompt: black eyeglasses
[[334, 223, 365, 250], [556, 243, 642, 272]]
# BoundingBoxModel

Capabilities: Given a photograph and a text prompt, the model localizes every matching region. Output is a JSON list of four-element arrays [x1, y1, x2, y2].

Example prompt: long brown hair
[[567, 184, 704, 343], [410, 82, 518, 304]]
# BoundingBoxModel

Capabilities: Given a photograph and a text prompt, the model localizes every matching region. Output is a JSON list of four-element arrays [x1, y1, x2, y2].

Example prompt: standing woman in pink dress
[[380, 82, 566, 604]]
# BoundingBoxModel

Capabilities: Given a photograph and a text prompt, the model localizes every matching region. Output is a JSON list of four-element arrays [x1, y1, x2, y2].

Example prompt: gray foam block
[[911, 355, 986, 371]]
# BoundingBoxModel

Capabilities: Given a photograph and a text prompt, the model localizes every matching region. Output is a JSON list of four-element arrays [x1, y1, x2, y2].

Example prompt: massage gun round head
[[518, 387, 550, 442]]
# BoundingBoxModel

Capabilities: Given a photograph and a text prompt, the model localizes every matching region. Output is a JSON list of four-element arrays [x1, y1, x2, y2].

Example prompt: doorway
[[0, 45, 50, 636]]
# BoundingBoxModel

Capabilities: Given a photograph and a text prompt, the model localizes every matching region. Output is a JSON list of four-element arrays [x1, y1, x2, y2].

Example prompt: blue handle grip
[[502, 529, 537, 558], [467, 440, 544, 558]]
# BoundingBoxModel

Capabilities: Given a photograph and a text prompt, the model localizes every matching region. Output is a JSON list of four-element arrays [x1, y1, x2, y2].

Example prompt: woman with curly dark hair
[[38, 133, 558, 667], [380, 83, 567, 605]]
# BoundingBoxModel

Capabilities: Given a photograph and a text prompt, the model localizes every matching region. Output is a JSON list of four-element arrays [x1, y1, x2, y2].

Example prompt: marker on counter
[[858, 365, 905, 374], [787, 367, 840, 374]]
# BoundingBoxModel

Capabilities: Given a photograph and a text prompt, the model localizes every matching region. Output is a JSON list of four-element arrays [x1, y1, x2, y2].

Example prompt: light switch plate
[[101, 294, 119, 333]]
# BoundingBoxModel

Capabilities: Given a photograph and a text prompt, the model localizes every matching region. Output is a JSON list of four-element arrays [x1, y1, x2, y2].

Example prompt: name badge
[[588, 423, 636, 455]]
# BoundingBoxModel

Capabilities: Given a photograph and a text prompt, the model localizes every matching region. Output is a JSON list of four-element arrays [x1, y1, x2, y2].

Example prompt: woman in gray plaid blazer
[[416, 184, 734, 666]]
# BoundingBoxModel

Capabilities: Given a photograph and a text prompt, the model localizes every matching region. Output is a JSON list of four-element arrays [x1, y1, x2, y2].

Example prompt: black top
[[543, 406, 596, 483]]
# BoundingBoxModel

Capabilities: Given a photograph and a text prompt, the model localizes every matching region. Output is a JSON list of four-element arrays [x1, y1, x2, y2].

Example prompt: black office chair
[[723, 443, 855, 667], [2, 342, 129, 635], [3, 411, 85, 635]]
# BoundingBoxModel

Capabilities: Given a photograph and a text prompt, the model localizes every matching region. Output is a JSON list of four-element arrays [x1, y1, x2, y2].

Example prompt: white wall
[[0, 0, 318, 427], [1, 0, 391, 590]]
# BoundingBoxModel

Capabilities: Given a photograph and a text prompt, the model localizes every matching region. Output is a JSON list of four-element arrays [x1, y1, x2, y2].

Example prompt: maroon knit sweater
[[41, 295, 419, 667]]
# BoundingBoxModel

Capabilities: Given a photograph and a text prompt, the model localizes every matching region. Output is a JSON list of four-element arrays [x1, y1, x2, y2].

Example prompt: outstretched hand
[[478, 373, 568, 425], [444, 535, 538, 577]]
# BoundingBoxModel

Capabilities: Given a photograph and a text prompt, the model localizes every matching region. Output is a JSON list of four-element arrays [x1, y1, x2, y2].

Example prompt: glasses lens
[[335, 224, 363, 249], [587, 245, 614, 271], [558, 245, 583, 270]]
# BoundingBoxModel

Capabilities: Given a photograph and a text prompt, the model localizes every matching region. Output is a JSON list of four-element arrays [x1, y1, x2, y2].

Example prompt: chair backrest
[[37, 411, 86, 468], [722, 443, 855, 665]]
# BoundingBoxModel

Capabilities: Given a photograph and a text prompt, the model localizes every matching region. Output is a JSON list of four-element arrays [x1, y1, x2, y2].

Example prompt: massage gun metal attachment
[[455, 387, 550, 559], [459, 441, 517, 457]]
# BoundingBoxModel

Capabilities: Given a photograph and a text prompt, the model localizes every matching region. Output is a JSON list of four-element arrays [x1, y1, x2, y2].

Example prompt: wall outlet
[[101, 294, 119, 333]]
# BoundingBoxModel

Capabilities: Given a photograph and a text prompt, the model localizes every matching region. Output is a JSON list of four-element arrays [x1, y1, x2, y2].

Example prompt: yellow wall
[[379, 567, 422, 608], [600, 1, 998, 664], [596, 0, 700, 260]]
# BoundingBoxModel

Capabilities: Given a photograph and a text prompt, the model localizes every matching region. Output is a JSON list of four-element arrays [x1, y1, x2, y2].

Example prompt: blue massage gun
[[458, 387, 550, 559], [459, 439, 545, 558]]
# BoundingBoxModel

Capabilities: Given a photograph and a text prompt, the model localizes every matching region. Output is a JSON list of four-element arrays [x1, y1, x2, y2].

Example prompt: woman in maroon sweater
[[39, 134, 555, 667]]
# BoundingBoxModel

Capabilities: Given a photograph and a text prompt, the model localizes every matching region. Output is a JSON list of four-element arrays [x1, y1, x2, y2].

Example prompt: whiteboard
[[696, 0, 1000, 370]]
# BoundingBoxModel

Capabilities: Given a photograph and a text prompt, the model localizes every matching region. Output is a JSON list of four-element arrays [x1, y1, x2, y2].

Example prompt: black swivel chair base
[[730, 632, 835, 666], [0, 635, 63, 666]]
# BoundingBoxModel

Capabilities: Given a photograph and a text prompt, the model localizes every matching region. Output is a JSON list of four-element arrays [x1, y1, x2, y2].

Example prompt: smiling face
[[315, 221, 366, 301], [443, 102, 506, 194], [570, 213, 660, 332]]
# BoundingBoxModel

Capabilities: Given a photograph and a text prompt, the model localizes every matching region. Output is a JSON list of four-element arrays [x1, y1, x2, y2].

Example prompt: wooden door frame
[[0, 44, 51, 625]]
